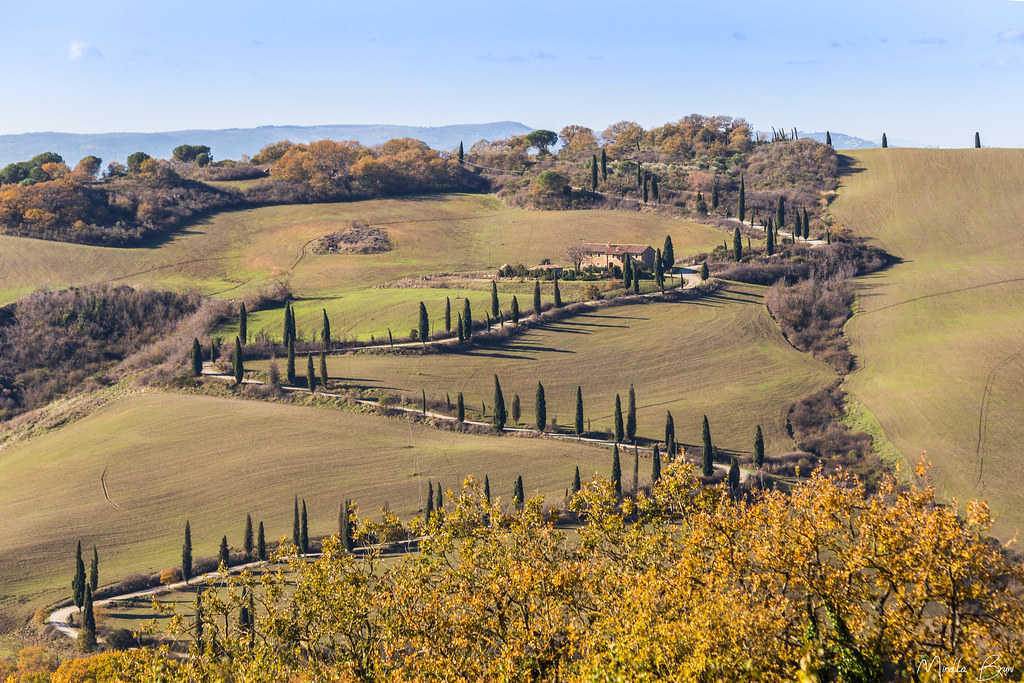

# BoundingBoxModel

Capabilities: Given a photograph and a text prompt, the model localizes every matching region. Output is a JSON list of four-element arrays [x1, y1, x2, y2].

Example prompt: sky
[[1, 0, 1023, 147]]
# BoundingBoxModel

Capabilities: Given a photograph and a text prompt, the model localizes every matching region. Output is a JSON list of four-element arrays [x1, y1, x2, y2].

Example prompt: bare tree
[[564, 243, 586, 274]]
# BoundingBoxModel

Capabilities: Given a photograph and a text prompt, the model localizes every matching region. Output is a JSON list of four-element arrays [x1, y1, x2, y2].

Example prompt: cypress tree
[[766, 216, 776, 256], [572, 466, 581, 496], [195, 590, 204, 646], [754, 425, 765, 468], [613, 394, 624, 444], [219, 535, 229, 567], [711, 179, 719, 210], [826, 131, 832, 147], [463, 299, 472, 341], [300, 499, 308, 554], [306, 353, 316, 392], [457, 314, 465, 342], [244, 514, 253, 559], [511, 393, 521, 425], [975, 131, 981, 149], [341, 499, 354, 551], [513, 475, 524, 510], [729, 457, 740, 491], [663, 235, 675, 272], [233, 337, 244, 384], [72, 541, 86, 609], [535, 381, 546, 432], [435, 482, 443, 512], [655, 250, 665, 293], [701, 415, 714, 477], [257, 521, 266, 560], [733, 227, 742, 261], [554, 276, 562, 308], [422, 388, 427, 416], [511, 296, 520, 324], [490, 281, 499, 319], [881, 133, 888, 148], [622, 255, 633, 290], [322, 309, 330, 345], [533, 280, 542, 316], [182, 522, 193, 582], [444, 297, 451, 332], [665, 411, 676, 459], [601, 148, 607, 179], [738, 175, 746, 222], [642, 174, 649, 203], [492, 375, 507, 430], [457, 392, 465, 422], [484, 475, 491, 504], [637, 161, 642, 187], [210, 338, 218, 364], [651, 175, 659, 203], [418, 301, 429, 344], [632, 270, 640, 295], [282, 305, 291, 344], [427, 481, 434, 519], [89, 545, 98, 592], [83, 588, 96, 643], [775, 196, 786, 235], [626, 385, 637, 443], [287, 304, 296, 341], [319, 350, 328, 390], [292, 496, 300, 549], [458, 141, 464, 164], [652, 444, 661, 483], [239, 302, 247, 346], [611, 444, 622, 496], [286, 336, 296, 385], [695, 191, 707, 214], [575, 386, 584, 437], [190, 338, 203, 376], [700, 261, 709, 281], [591, 154, 598, 191]]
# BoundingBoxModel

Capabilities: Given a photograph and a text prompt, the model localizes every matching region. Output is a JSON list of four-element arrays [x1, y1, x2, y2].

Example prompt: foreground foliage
[[104, 463, 1023, 681]]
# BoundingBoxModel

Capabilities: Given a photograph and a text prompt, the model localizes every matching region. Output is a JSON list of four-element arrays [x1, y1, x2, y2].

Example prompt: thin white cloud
[[68, 41, 102, 61], [910, 37, 947, 45], [997, 29, 1024, 42]]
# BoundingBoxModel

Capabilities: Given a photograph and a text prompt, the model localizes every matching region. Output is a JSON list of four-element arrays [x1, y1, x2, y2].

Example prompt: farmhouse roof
[[580, 243, 653, 255]]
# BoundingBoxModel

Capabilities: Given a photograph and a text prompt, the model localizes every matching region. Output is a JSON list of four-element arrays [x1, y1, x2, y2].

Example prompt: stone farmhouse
[[579, 243, 657, 270]]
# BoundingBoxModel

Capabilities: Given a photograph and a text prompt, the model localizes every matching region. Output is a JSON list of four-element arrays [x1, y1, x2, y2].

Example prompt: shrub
[[160, 567, 182, 585]]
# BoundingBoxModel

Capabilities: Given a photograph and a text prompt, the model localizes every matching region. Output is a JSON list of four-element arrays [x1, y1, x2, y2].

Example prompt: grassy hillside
[[833, 148, 1024, 536], [0, 193, 726, 340], [0, 392, 614, 626], [272, 283, 836, 455]]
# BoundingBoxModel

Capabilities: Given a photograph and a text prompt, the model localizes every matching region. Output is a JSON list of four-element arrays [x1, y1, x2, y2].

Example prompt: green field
[[833, 148, 1024, 537], [0, 392, 615, 626], [0, 193, 726, 341], [272, 282, 836, 456]]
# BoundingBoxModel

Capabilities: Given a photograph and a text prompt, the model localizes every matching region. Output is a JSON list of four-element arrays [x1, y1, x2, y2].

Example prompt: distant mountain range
[[0, 122, 534, 167], [799, 132, 879, 150]]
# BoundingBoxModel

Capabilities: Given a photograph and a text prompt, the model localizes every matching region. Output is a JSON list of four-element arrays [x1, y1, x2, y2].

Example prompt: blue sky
[[2, 0, 1023, 147]]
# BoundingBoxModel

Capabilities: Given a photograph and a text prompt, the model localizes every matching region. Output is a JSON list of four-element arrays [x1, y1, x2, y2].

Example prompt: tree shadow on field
[[691, 291, 759, 307], [462, 349, 535, 361], [837, 154, 867, 177], [583, 314, 647, 321], [502, 343, 574, 354]]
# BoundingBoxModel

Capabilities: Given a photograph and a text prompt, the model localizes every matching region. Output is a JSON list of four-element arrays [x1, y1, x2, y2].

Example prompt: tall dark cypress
[[665, 411, 676, 459], [306, 353, 316, 392], [233, 337, 244, 385], [511, 296, 520, 324], [611, 444, 622, 496], [341, 499, 354, 551], [462, 298, 472, 341], [72, 541, 86, 609], [484, 475, 491, 504], [535, 382, 546, 432], [239, 302, 247, 346], [651, 175, 659, 203], [623, 255, 633, 290], [491, 281, 500, 319], [600, 148, 607, 179], [733, 227, 742, 261], [444, 297, 452, 332], [663, 235, 674, 272], [286, 336, 296, 385], [575, 386, 584, 437], [457, 392, 465, 422], [456, 314, 465, 342], [572, 466, 581, 496], [435, 482, 443, 512], [700, 261, 709, 281], [319, 350, 328, 390], [636, 161, 642, 187], [427, 482, 434, 519], [292, 496, 300, 549], [300, 499, 309, 555], [652, 444, 662, 483], [422, 389, 427, 416], [513, 475, 524, 510], [738, 175, 746, 222], [554, 276, 562, 308], [803, 208, 811, 239], [642, 174, 649, 203], [754, 425, 765, 469], [632, 272, 640, 295], [244, 514, 253, 559], [511, 393, 521, 425], [282, 304, 291, 344], [418, 301, 429, 343], [825, 131, 832, 147], [655, 248, 665, 292], [182, 521, 193, 582], [322, 309, 331, 345], [219, 535, 229, 566], [701, 415, 714, 477], [775, 196, 786, 236], [533, 280, 542, 316], [626, 385, 637, 443], [766, 216, 776, 256], [591, 154, 598, 191], [711, 179, 719, 210], [975, 132, 981, 149], [729, 457, 740, 491], [90, 545, 98, 591], [83, 588, 96, 643], [257, 521, 266, 560], [492, 375, 507, 430], [881, 133, 888, 148], [190, 338, 202, 376], [613, 394, 624, 443], [458, 141, 464, 164]]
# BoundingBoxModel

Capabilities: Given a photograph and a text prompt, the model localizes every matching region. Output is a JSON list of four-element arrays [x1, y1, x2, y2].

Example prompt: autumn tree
[[601, 120, 645, 156], [252, 140, 294, 165], [535, 382, 546, 432], [559, 125, 598, 153], [492, 375, 507, 430]]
